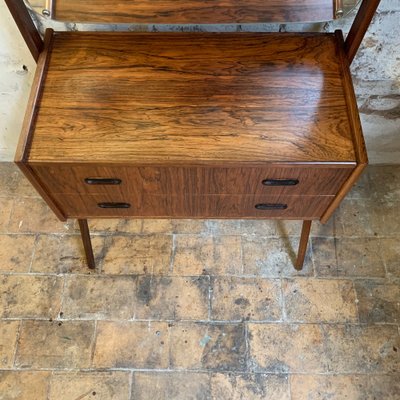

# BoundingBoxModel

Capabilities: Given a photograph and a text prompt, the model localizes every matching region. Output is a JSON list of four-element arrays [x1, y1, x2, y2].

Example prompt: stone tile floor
[[0, 163, 399, 399]]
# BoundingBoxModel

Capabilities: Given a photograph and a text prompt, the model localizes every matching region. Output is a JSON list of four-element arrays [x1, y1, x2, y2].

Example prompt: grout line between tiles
[[1, 366, 399, 376], [280, 278, 287, 322], [58, 274, 68, 320], [169, 234, 176, 274], [128, 370, 134, 400], [27, 233, 39, 273], [11, 319, 22, 368], [89, 320, 98, 368], [46, 370, 54, 400], [4, 317, 398, 327], [288, 373, 293, 400], [352, 280, 362, 325]]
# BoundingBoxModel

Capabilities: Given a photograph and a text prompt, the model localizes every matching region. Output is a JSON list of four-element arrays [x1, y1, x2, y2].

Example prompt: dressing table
[[5, 0, 381, 270]]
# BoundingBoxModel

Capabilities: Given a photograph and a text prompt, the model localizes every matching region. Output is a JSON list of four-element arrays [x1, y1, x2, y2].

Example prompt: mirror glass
[[28, 0, 361, 24]]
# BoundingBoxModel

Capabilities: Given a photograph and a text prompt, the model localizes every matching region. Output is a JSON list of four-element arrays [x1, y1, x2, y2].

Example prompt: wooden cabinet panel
[[52, 192, 334, 219], [53, 0, 336, 24], [33, 164, 353, 197]]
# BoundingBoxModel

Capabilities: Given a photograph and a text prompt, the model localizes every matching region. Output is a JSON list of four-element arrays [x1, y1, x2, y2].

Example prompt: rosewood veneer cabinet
[[5, 0, 381, 270]]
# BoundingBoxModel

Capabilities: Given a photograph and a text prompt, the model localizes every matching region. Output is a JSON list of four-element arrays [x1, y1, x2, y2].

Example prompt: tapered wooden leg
[[78, 219, 95, 269], [295, 220, 312, 270]]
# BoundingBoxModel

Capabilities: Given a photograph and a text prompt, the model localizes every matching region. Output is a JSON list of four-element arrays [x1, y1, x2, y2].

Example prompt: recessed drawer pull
[[85, 178, 122, 185], [262, 179, 299, 186], [255, 203, 288, 210], [97, 202, 131, 209]]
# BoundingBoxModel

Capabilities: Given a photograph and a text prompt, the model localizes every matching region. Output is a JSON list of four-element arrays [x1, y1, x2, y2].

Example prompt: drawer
[[52, 193, 334, 219], [33, 164, 353, 196]]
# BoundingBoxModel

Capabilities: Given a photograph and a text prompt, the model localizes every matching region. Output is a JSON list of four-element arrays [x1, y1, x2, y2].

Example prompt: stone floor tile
[[241, 219, 334, 238], [335, 237, 386, 277], [248, 323, 328, 373], [278, 220, 333, 238], [8, 198, 73, 234], [283, 278, 358, 323], [211, 373, 290, 400], [211, 277, 281, 321], [135, 276, 209, 320], [354, 280, 400, 324], [206, 220, 243, 235], [239, 220, 279, 236], [62, 275, 136, 319], [324, 324, 400, 373], [13, 171, 41, 198], [88, 218, 142, 234], [132, 372, 210, 400], [0, 163, 40, 199], [242, 237, 313, 277], [370, 200, 400, 237], [0, 275, 62, 318], [31, 234, 104, 273], [334, 199, 375, 237], [368, 165, 400, 201], [312, 237, 338, 277], [346, 167, 372, 199], [142, 219, 208, 235], [49, 371, 131, 400], [141, 219, 174, 234], [0, 234, 35, 272], [15, 320, 94, 369], [0, 371, 50, 400], [101, 235, 172, 275], [0, 163, 20, 197], [362, 375, 400, 399], [172, 219, 209, 234], [380, 238, 400, 277], [93, 321, 169, 368], [0, 321, 19, 368], [170, 322, 246, 371], [290, 375, 376, 400], [310, 219, 335, 237], [0, 198, 13, 232], [173, 235, 242, 276]]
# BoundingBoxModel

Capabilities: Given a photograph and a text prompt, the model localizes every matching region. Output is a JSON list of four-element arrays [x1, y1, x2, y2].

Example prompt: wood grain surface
[[32, 164, 353, 196], [51, 192, 334, 219], [52, 0, 335, 24], [28, 32, 357, 165]]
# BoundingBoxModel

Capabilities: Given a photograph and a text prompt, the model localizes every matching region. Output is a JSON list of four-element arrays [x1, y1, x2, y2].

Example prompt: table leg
[[295, 220, 312, 270], [78, 219, 96, 269]]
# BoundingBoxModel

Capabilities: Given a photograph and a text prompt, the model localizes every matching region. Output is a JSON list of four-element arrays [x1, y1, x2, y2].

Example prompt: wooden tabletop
[[51, 0, 335, 24], [27, 32, 357, 165]]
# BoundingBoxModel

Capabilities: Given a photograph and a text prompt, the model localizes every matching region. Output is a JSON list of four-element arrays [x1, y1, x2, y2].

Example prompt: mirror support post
[[345, 0, 381, 64], [4, 0, 43, 62]]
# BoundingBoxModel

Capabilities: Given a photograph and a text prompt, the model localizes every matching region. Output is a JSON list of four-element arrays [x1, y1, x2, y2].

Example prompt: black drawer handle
[[98, 202, 131, 209], [262, 179, 299, 186], [85, 178, 122, 185], [255, 203, 288, 210]]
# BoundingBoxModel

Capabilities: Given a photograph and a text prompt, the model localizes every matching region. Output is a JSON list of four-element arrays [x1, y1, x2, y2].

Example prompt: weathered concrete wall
[[1, 0, 399, 162]]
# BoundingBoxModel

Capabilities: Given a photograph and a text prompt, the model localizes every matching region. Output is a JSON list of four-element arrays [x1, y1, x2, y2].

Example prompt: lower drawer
[[53, 193, 334, 219]]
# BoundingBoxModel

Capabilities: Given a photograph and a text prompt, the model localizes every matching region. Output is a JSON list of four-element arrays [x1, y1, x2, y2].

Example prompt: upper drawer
[[32, 164, 353, 196]]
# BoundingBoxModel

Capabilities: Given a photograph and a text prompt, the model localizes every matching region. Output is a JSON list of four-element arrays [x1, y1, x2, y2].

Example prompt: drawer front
[[34, 165, 353, 196], [53, 193, 334, 219]]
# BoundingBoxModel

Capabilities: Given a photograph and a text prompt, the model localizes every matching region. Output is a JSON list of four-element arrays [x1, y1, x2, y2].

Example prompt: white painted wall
[[0, 0, 399, 163], [0, 0, 35, 161]]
